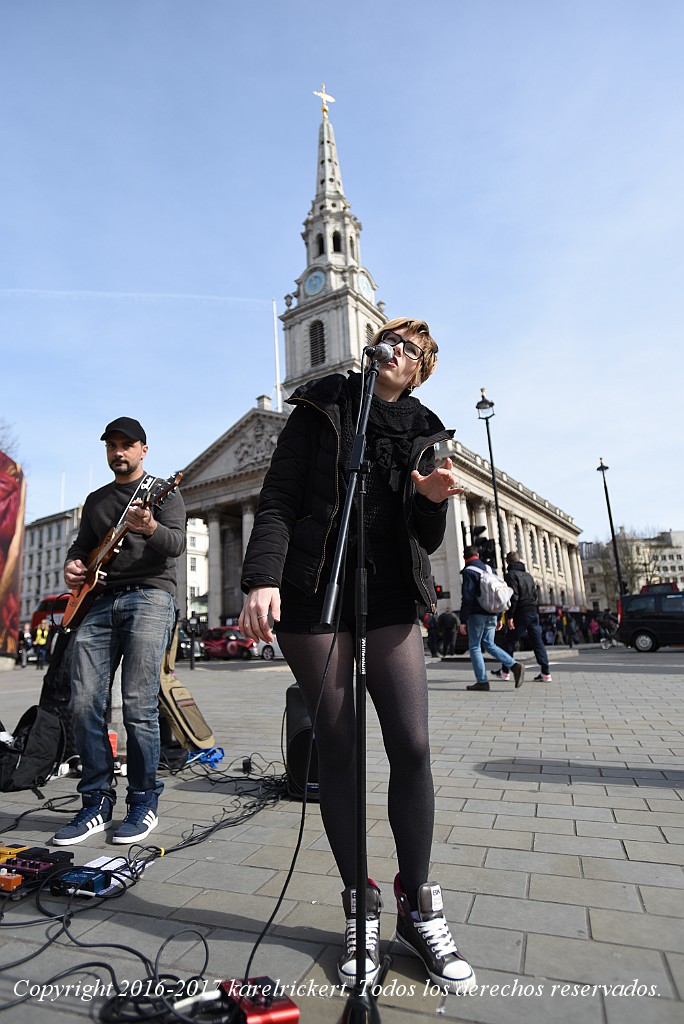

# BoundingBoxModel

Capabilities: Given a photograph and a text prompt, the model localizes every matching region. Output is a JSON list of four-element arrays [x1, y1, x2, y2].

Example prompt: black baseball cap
[[100, 417, 147, 444]]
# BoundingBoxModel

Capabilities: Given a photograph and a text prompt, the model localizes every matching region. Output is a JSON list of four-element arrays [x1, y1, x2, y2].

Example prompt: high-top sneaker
[[52, 794, 113, 846], [394, 875, 476, 994], [112, 790, 159, 844], [337, 880, 383, 987]]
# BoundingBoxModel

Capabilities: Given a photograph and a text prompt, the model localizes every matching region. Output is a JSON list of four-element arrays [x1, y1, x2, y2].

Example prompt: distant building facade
[[20, 507, 82, 622], [580, 529, 684, 609]]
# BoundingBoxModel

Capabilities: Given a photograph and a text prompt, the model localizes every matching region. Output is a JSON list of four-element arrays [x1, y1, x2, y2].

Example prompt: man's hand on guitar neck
[[65, 559, 88, 589], [126, 501, 158, 538]]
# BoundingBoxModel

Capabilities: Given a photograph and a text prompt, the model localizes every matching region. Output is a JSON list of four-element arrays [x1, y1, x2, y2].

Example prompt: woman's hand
[[238, 586, 281, 642], [411, 457, 463, 504]]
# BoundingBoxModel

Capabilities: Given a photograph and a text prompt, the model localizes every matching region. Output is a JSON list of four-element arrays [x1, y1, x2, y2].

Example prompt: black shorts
[[277, 572, 418, 635]]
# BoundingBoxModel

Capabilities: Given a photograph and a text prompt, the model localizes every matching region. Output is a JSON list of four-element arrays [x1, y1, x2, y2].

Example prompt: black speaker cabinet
[[285, 683, 319, 800]]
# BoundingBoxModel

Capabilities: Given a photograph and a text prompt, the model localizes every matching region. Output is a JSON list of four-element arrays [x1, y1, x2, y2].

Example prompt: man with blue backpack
[[458, 546, 525, 692]]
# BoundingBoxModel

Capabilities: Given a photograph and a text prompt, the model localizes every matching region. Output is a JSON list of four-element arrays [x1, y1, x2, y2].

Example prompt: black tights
[[278, 623, 434, 907]]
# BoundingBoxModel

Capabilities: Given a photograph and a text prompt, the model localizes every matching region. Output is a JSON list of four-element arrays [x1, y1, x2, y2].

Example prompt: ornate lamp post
[[476, 388, 507, 569], [596, 458, 626, 599]]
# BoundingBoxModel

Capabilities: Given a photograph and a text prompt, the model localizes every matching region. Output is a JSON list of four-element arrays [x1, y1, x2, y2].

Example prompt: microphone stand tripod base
[[337, 956, 391, 1024], [337, 985, 381, 1024]]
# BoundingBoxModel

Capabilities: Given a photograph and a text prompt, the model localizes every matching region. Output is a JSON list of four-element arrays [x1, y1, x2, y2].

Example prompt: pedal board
[[0, 844, 74, 899]]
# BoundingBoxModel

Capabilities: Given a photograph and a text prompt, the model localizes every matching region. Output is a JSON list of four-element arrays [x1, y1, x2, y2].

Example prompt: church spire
[[312, 84, 345, 203], [279, 88, 386, 396]]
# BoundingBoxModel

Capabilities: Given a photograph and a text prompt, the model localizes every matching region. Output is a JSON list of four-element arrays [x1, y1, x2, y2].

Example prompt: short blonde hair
[[369, 317, 438, 388]]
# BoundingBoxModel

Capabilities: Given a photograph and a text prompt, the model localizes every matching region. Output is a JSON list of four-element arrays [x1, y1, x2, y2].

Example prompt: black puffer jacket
[[241, 372, 453, 610], [504, 560, 539, 617]]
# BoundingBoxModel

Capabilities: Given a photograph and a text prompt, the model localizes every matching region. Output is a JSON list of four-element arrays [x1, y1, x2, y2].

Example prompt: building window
[[366, 323, 374, 345], [543, 537, 550, 569], [555, 543, 562, 572], [189, 586, 198, 598], [590, 583, 597, 593], [514, 524, 522, 554], [190, 557, 197, 572], [310, 320, 326, 366], [56, 524, 62, 539], [350, 235, 355, 258], [189, 536, 196, 548], [332, 230, 342, 253], [529, 531, 538, 564], [316, 233, 324, 256]]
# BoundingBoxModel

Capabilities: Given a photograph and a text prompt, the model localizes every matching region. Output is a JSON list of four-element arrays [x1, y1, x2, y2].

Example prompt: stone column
[[550, 534, 562, 604], [206, 508, 223, 627], [561, 543, 574, 603], [569, 546, 585, 606], [443, 495, 465, 609], [521, 519, 533, 570], [541, 530, 554, 603], [241, 499, 256, 559]]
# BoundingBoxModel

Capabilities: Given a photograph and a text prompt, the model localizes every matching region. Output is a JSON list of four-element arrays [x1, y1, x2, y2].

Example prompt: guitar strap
[[113, 474, 159, 530]]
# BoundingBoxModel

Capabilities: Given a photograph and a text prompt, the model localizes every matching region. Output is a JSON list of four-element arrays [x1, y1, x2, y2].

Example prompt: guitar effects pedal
[[220, 977, 299, 1023]]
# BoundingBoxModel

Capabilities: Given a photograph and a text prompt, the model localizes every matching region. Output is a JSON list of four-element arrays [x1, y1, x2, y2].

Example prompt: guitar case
[[158, 627, 215, 753]]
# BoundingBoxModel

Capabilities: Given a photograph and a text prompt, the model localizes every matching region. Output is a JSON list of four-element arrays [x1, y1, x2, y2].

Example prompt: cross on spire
[[313, 83, 335, 120]]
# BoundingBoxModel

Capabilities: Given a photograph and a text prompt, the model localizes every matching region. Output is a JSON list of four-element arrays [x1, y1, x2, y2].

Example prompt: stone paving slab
[[1, 650, 683, 1023]]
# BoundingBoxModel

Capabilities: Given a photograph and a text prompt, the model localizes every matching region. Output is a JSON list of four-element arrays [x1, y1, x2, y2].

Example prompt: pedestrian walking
[[492, 551, 552, 682], [459, 546, 525, 692]]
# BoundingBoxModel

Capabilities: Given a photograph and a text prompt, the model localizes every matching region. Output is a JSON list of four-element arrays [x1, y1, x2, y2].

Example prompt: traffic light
[[479, 538, 497, 569], [471, 526, 497, 569]]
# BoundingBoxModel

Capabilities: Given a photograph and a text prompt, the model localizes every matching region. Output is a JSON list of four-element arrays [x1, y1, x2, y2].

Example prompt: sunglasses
[[380, 331, 425, 362]]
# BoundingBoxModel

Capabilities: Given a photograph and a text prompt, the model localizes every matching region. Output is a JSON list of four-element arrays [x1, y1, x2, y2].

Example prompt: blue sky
[[1, 0, 682, 540]]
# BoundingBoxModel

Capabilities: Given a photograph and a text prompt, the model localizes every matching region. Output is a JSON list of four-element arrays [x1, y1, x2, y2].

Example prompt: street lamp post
[[596, 457, 626, 600], [476, 388, 507, 569]]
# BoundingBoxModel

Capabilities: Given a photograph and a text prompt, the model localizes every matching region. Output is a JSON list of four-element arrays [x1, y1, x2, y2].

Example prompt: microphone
[[363, 342, 395, 364]]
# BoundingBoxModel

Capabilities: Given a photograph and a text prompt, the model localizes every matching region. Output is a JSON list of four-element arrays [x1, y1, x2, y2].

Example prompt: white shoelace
[[414, 916, 459, 958], [344, 917, 380, 954]]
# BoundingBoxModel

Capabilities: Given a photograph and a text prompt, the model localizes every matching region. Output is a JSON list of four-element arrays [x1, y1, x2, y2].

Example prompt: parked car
[[618, 592, 684, 652], [203, 627, 255, 660], [176, 627, 205, 661], [255, 636, 283, 661]]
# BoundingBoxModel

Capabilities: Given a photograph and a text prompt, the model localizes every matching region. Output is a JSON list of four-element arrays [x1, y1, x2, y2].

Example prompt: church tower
[[281, 87, 387, 395]]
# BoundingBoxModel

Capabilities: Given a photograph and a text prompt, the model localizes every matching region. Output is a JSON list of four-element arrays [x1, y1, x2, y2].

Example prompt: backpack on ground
[[0, 707, 67, 798], [468, 564, 514, 614]]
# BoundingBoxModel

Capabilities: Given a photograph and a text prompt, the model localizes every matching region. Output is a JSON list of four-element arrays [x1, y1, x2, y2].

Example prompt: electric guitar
[[61, 472, 182, 630]]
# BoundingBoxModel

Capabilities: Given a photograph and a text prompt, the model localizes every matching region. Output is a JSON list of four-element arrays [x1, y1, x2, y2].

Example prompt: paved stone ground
[[0, 645, 682, 1024]]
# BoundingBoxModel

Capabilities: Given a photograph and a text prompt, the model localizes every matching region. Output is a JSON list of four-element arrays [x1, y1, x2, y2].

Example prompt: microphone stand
[[320, 360, 390, 1024]]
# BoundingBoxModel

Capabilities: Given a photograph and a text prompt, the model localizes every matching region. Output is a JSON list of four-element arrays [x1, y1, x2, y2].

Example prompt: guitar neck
[[89, 523, 131, 571]]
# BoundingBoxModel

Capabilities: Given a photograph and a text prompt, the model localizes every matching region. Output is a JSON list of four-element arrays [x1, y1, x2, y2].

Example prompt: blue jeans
[[70, 588, 175, 803], [467, 613, 516, 684]]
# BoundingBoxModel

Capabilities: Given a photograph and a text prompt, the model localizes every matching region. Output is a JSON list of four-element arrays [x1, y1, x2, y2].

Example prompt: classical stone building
[[580, 529, 684, 610], [179, 98, 586, 626]]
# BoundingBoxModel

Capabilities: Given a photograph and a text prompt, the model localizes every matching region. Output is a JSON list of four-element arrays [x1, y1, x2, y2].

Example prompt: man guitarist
[[53, 417, 186, 847]]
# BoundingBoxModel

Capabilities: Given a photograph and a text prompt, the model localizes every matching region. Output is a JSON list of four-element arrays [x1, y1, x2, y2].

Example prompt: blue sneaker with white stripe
[[52, 795, 113, 846], [112, 791, 159, 844]]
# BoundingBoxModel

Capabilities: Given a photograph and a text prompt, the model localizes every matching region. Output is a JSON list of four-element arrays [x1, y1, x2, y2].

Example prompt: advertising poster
[[0, 451, 26, 662]]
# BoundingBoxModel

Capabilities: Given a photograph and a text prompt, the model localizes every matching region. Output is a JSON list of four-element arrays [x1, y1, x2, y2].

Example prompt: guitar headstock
[[143, 472, 183, 510]]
